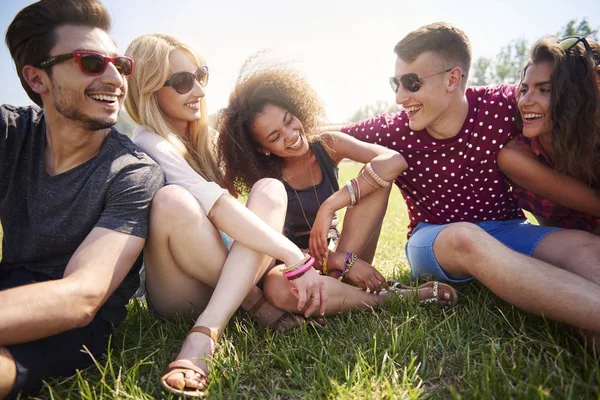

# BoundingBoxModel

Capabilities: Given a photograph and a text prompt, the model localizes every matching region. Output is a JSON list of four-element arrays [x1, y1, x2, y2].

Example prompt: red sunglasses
[[39, 51, 134, 77]]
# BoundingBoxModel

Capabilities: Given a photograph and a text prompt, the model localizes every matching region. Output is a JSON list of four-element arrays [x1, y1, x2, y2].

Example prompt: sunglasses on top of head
[[389, 67, 463, 94], [163, 66, 209, 94], [39, 51, 134, 77], [558, 36, 599, 66]]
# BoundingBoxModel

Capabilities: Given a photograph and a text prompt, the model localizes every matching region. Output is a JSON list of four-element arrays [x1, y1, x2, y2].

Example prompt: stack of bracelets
[[341, 252, 358, 279], [281, 253, 315, 280], [346, 162, 391, 208]]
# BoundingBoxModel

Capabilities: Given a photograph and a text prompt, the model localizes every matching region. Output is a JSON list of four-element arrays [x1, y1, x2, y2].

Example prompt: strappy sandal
[[249, 296, 326, 332], [387, 280, 458, 307], [160, 326, 219, 398]]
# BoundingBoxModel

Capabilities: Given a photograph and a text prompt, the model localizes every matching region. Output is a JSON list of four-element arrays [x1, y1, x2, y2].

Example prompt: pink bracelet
[[283, 257, 315, 279]]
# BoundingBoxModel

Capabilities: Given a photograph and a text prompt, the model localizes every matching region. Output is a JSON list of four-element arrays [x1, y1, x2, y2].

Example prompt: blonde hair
[[125, 33, 226, 188]]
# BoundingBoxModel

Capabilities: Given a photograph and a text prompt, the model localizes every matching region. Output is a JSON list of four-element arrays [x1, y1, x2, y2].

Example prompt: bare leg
[[263, 267, 453, 314], [155, 179, 291, 390], [532, 229, 600, 285], [0, 347, 16, 399], [433, 222, 600, 333], [264, 269, 385, 314], [336, 184, 392, 263]]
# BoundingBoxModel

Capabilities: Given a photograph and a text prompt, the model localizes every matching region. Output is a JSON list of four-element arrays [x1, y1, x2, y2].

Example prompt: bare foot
[[164, 330, 215, 392]]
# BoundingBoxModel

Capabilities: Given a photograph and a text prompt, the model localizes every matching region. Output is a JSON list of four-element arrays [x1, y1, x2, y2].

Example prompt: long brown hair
[[516, 38, 600, 186], [216, 57, 325, 195]]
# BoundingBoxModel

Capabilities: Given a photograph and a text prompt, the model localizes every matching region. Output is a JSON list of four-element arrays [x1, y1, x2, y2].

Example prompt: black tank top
[[283, 141, 339, 248]]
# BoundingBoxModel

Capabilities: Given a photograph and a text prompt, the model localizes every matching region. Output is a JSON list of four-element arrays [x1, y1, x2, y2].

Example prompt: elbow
[[389, 152, 408, 178], [68, 283, 106, 328], [496, 148, 510, 175]]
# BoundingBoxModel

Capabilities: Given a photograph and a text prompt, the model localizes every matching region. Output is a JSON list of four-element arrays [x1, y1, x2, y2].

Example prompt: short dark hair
[[394, 22, 472, 84], [5, 0, 111, 106]]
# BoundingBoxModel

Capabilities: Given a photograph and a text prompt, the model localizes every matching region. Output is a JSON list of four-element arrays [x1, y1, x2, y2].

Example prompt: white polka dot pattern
[[342, 85, 524, 236]]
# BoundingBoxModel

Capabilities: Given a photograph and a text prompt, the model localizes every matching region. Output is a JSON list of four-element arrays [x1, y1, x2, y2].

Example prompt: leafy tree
[[559, 18, 598, 40], [468, 17, 598, 86]]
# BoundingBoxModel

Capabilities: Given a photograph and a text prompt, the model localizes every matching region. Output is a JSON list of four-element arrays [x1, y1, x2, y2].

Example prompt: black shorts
[[1, 268, 111, 398]]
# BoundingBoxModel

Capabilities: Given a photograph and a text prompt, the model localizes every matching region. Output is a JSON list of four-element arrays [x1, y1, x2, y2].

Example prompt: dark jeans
[[1, 268, 111, 398]]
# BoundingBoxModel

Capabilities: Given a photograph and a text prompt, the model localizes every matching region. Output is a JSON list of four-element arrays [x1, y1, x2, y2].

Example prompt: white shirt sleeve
[[132, 126, 228, 215]]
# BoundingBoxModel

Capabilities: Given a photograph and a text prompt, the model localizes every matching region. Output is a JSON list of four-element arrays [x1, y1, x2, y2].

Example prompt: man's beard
[[52, 83, 118, 131]]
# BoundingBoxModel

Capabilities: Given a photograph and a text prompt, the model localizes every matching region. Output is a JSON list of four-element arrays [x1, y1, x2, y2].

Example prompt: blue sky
[[1, 0, 598, 122]]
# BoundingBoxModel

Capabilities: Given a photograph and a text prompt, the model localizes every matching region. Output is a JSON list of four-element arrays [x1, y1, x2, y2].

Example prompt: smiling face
[[154, 48, 205, 135], [518, 62, 553, 139], [251, 104, 309, 158], [45, 24, 126, 130], [393, 52, 454, 133]]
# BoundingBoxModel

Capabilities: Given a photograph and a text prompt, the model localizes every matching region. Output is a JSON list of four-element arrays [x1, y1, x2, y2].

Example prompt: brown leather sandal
[[160, 326, 219, 398]]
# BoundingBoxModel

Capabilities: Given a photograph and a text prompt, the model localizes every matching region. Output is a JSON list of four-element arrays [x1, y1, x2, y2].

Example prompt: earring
[[264, 152, 271, 156]]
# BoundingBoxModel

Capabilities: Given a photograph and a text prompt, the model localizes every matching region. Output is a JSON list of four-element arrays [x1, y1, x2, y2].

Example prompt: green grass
[[6, 162, 600, 399]]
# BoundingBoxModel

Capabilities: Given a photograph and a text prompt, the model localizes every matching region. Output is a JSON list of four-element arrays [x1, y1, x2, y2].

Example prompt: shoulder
[[341, 112, 408, 140], [103, 129, 165, 185], [0, 104, 43, 130], [497, 137, 536, 170], [467, 84, 517, 106]]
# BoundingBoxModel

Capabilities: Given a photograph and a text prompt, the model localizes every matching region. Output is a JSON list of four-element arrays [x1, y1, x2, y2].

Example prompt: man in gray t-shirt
[[0, 0, 164, 397]]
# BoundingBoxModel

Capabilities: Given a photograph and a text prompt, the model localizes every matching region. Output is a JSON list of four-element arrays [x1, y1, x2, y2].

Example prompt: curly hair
[[515, 37, 600, 186], [216, 56, 325, 195]]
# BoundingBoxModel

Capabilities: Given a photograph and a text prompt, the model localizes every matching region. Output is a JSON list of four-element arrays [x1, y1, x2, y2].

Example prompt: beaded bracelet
[[351, 178, 361, 204], [365, 163, 390, 187], [280, 253, 310, 273], [360, 168, 380, 189], [283, 256, 315, 279], [346, 181, 357, 208], [340, 252, 358, 279], [322, 257, 328, 275]]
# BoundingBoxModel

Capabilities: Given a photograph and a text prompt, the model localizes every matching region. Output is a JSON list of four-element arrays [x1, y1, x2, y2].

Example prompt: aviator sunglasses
[[558, 36, 598, 66], [39, 51, 134, 76], [163, 66, 209, 94], [389, 67, 463, 93]]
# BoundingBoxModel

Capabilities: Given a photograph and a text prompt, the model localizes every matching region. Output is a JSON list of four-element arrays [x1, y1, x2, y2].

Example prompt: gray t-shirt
[[0, 104, 165, 324]]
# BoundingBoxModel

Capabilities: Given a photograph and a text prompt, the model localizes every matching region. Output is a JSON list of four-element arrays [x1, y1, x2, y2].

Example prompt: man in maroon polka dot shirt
[[343, 22, 600, 338]]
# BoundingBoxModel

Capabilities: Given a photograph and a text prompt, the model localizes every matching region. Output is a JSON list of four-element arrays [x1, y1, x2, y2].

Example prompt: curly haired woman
[[216, 60, 457, 318]]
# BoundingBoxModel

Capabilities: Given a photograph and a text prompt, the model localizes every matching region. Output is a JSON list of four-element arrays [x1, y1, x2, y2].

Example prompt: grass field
[[4, 162, 600, 399]]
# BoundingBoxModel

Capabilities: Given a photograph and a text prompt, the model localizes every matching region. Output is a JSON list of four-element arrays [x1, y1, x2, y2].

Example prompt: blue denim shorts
[[405, 219, 562, 283]]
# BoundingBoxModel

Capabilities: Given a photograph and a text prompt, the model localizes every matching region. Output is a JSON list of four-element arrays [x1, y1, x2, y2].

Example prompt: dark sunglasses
[[558, 36, 598, 66], [163, 66, 209, 94], [39, 51, 134, 77], [390, 67, 463, 93]]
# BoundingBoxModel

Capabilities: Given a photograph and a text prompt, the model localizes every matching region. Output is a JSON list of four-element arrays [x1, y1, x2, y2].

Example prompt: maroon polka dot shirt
[[343, 85, 524, 237]]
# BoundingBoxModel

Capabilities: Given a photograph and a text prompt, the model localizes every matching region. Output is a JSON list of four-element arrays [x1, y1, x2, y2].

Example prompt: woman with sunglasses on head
[[498, 36, 600, 234], [124, 33, 330, 397], [216, 61, 458, 314]]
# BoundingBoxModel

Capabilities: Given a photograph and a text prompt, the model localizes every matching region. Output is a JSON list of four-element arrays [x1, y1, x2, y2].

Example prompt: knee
[[249, 178, 288, 210], [150, 185, 205, 223], [263, 274, 295, 309], [438, 222, 486, 257]]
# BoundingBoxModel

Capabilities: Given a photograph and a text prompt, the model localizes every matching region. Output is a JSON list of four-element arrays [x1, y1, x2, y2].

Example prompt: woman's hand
[[346, 259, 387, 293], [290, 267, 327, 317], [309, 207, 334, 262]]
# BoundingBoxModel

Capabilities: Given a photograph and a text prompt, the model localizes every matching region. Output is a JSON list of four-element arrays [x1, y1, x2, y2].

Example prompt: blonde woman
[[125, 34, 326, 397], [125, 34, 454, 397]]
